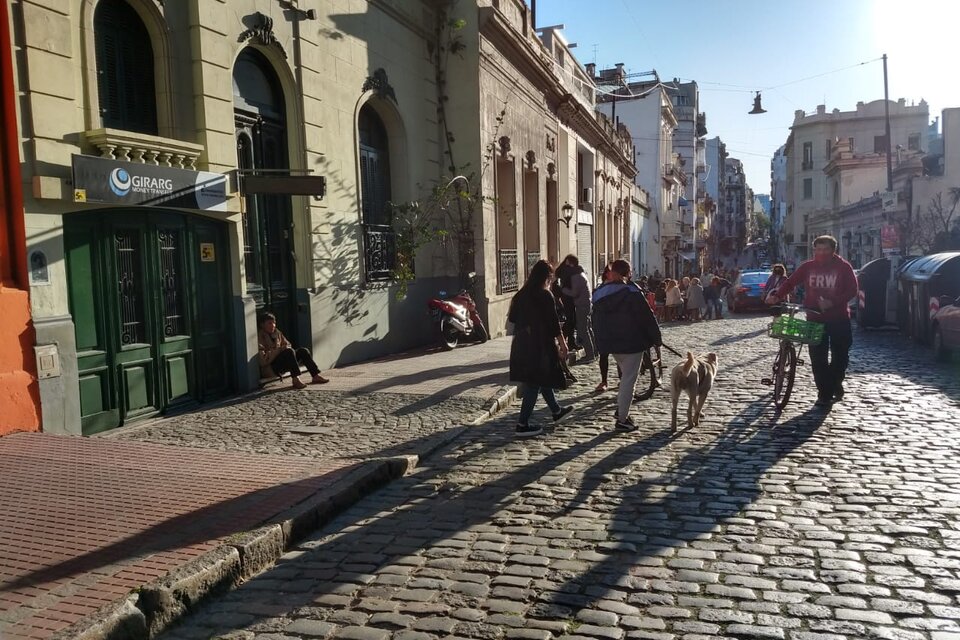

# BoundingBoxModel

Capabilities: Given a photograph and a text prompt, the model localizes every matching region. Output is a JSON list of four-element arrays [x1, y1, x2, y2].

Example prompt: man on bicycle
[[765, 235, 858, 408], [592, 260, 662, 431]]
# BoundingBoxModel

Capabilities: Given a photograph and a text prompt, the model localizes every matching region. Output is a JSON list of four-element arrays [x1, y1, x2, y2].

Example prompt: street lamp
[[561, 202, 574, 227]]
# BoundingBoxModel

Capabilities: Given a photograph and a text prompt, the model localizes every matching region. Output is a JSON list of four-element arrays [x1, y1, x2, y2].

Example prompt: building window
[[803, 178, 813, 200], [358, 104, 396, 282], [848, 137, 855, 152], [825, 139, 832, 159], [874, 135, 887, 154], [94, 0, 157, 134], [802, 142, 813, 170], [908, 133, 921, 151]]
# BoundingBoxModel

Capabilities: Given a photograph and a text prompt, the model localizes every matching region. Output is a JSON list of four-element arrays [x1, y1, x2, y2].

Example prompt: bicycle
[[761, 303, 824, 411], [633, 345, 664, 401]]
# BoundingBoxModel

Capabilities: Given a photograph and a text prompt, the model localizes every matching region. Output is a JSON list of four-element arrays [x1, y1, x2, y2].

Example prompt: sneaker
[[594, 382, 608, 393], [615, 416, 638, 432], [833, 384, 845, 402], [515, 423, 543, 438], [552, 406, 574, 423], [813, 396, 833, 409]]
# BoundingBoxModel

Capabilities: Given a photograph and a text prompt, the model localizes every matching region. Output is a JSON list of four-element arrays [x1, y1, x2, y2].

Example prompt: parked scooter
[[427, 273, 489, 350]]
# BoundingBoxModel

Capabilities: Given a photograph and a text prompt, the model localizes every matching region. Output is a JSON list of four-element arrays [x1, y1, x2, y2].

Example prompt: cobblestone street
[[156, 316, 960, 640]]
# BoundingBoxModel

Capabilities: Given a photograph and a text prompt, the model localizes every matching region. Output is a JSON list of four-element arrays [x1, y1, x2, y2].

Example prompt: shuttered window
[[94, 0, 158, 134], [358, 106, 391, 226]]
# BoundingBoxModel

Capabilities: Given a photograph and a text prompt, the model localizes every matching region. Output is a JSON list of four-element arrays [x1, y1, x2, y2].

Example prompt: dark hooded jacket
[[591, 281, 662, 355]]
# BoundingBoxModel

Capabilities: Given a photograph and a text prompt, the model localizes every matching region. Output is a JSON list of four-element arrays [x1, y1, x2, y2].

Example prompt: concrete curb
[[54, 386, 519, 640]]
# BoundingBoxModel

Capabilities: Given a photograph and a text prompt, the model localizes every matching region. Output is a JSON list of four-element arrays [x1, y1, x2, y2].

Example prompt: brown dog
[[670, 351, 719, 431]]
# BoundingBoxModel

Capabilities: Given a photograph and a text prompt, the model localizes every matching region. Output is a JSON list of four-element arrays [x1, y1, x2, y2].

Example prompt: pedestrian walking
[[763, 264, 788, 306], [258, 313, 329, 389], [592, 260, 662, 432], [560, 255, 596, 361], [594, 264, 623, 393], [665, 279, 683, 322], [508, 260, 574, 437], [555, 256, 578, 351], [766, 235, 858, 409], [703, 277, 720, 320], [685, 277, 705, 322]]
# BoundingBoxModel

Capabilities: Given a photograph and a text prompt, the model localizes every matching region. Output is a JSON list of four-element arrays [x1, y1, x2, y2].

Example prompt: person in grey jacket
[[560, 255, 596, 361]]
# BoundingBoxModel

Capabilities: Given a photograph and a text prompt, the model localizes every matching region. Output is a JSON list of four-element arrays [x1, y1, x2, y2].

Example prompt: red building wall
[[0, 0, 42, 434]]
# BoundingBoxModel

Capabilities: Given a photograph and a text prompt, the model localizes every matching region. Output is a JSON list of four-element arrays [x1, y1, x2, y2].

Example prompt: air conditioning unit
[[581, 188, 593, 204]]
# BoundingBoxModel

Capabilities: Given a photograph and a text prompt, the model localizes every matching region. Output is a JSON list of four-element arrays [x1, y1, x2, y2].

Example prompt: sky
[[536, 0, 960, 196]]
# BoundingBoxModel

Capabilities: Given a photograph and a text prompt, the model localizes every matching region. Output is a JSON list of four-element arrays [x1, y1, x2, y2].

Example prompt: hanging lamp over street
[[749, 91, 767, 114]]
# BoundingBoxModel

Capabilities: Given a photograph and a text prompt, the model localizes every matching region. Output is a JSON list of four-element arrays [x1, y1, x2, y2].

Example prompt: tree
[[909, 187, 960, 255]]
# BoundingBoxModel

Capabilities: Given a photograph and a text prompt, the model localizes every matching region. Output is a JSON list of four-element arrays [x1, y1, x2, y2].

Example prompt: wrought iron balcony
[[525, 251, 541, 276], [362, 224, 397, 282], [498, 249, 519, 293]]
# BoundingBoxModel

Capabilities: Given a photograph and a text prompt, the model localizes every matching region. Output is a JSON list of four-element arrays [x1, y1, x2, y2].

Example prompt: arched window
[[94, 0, 157, 134], [358, 105, 392, 227]]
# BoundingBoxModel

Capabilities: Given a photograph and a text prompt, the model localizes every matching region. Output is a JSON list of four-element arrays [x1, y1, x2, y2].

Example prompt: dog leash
[[660, 343, 683, 358]]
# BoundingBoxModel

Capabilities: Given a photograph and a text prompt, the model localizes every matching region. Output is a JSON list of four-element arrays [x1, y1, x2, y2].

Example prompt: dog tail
[[682, 351, 696, 374]]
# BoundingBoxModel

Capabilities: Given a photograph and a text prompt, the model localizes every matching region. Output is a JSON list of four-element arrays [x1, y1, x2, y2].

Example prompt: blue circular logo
[[109, 168, 132, 196]]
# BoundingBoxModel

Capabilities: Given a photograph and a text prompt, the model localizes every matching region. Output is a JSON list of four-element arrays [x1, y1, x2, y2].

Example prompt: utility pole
[[883, 53, 893, 192]]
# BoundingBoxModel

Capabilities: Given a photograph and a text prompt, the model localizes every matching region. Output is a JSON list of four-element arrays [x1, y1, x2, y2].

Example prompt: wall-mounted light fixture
[[561, 202, 574, 227]]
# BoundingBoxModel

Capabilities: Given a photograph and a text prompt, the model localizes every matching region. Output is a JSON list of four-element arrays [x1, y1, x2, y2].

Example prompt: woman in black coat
[[508, 260, 574, 437]]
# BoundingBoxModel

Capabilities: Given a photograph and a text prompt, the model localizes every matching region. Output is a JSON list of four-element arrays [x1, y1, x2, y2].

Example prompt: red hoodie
[[772, 254, 858, 322]]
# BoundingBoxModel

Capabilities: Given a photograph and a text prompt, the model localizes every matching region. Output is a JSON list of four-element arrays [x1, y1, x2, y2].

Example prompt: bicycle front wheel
[[772, 340, 797, 411], [633, 347, 661, 401]]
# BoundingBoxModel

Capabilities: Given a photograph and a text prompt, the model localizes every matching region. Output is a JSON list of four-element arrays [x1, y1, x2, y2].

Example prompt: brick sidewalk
[[0, 433, 355, 639], [0, 338, 514, 639]]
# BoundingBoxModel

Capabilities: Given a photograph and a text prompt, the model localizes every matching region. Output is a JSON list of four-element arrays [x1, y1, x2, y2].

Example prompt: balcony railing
[[801, 160, 813, 171], [526, 251, 541, 275], [498, 249, 519, 293], [362, 224, 397, 282], [85, 128, 204, 169]]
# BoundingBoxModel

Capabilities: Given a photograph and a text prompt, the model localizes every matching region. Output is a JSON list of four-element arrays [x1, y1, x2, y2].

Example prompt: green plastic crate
[[769, 314, 824, 345]]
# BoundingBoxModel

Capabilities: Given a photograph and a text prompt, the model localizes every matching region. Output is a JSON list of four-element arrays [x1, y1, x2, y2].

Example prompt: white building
[[594, 69, 684, 277]]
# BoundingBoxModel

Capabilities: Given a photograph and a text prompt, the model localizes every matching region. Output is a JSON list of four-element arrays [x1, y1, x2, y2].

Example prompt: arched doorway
[[233, 48, 296, 332]]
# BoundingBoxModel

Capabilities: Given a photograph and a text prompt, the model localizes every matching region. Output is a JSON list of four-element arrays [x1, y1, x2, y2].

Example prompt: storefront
[[64, 156, 234, 434]]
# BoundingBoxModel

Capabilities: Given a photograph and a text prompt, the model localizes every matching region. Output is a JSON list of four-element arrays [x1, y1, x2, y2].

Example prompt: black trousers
[[270, 347, 320, 379], [808, 319, 852, 399]]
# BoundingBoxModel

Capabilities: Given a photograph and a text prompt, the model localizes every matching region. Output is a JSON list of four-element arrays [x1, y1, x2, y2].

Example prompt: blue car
[[729, 270, 772, 313]]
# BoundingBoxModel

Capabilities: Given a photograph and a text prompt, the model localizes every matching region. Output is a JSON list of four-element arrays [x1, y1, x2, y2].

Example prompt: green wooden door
[[66, 211, 233, 433], [112, 221, 159, 423], [66, 222, 120, 433], [191, 218, 233, 399]]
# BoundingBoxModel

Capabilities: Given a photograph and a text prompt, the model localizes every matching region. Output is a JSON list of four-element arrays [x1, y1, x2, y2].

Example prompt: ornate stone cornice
[[239, 12, 286, 58], [362, 68, 397, 104]]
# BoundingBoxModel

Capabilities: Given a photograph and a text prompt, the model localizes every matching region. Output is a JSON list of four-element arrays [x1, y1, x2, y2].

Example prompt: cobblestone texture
[[106, 390, 497, 460], [158, 316, 960, 639]]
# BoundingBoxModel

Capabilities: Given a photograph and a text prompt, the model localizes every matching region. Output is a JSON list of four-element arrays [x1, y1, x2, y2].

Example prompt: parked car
[[729, 269, 772, 313], [932, 295, 960, 361]]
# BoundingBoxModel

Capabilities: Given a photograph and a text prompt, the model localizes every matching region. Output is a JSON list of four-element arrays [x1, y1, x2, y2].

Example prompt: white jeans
[[612, 352, 644, 422]]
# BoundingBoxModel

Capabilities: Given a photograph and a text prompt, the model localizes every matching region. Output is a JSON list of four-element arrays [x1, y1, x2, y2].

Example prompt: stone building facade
[[782, 99, 929, 266], [7, 0, 636, 434], [443, 0, 636, 336], [10, 0, 454, 434]]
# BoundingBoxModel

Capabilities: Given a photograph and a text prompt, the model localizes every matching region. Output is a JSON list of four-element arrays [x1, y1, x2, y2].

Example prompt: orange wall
[[1, 0, 41, 434], [0, 287, 41, 434]]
